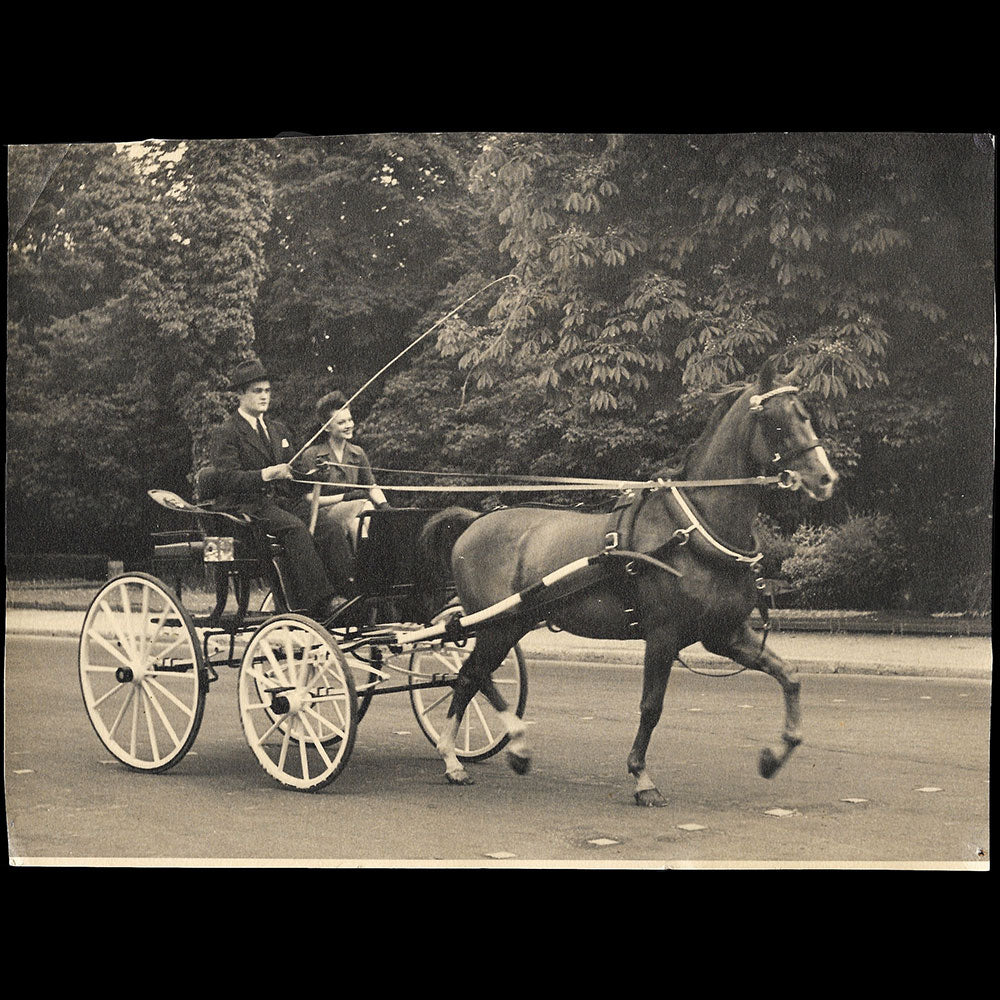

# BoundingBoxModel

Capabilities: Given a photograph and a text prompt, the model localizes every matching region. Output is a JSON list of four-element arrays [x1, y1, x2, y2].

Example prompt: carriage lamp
[[203, 536, 236, 562]]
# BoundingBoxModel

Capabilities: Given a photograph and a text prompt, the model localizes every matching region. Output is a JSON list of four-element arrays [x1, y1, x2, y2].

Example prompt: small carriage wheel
[[237, 614, 358, 792], [78, 573, 208, 773], [408, 606, 528, 762]]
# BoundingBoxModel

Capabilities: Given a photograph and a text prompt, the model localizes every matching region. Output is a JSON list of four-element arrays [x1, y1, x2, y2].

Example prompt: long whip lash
[[287, 274, 518, 469], [282, 272, 787, 498]]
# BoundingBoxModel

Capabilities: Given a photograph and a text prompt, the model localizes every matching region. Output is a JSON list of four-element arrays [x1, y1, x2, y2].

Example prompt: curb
[[523, 651, 991, 681], [6, 603, 990, 637]]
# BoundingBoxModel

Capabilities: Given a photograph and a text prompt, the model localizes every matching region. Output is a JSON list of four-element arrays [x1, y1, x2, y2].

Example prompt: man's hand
[[262, 463, 294, 482]]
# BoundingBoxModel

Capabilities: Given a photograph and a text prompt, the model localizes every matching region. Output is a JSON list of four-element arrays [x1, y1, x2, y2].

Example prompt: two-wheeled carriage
[[77, 491, 527, 792]]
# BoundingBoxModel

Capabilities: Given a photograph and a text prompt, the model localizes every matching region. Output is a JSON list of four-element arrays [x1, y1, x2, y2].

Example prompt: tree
[[7, 139, 275, 558], [367, 133, 994, 609], [253, 132, 492, 438]]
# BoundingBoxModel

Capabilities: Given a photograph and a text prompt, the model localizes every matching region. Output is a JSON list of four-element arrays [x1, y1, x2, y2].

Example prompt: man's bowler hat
[[230, 358, 269, 390]]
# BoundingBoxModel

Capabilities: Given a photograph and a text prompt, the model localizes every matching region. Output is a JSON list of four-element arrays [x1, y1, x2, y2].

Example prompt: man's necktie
[[256, 418, 272, 453]]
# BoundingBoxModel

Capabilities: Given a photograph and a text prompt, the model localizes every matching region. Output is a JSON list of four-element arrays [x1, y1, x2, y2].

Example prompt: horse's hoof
[[758, 748, 780, 779], [634, 787, 668, 807], [446, 769, 475, 786], [507, 751, 532, 775]]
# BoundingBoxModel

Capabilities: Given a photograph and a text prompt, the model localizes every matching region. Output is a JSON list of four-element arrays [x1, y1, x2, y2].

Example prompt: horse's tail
[[413, 506, 480, 622]]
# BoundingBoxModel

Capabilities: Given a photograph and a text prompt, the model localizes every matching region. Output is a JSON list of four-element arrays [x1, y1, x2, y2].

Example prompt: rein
[[293, 384, 817, 495], [289, 470, 796, 493]]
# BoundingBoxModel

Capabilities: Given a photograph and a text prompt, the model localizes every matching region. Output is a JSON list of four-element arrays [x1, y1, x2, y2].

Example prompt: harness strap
[[603, 490, 668, 636], [667, 488, 764, 566], [604, 489, 643, 552], [662, 487, 772, 653]]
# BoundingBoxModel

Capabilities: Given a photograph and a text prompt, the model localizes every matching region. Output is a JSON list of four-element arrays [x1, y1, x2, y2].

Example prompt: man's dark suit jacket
[[209, 412, 309, 512], [206, 412, 331, 611]]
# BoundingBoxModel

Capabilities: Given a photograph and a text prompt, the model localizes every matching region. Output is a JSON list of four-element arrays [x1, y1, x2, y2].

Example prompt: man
[[297, 390, 389, 595], [207, 358, 343, 619]]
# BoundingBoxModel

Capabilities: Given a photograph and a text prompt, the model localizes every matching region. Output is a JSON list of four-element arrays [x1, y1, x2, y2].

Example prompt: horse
[[414, 361, 838, 806]]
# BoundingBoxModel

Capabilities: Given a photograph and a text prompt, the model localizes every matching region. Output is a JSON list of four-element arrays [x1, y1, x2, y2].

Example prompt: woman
[[296, 391, 389, 595]]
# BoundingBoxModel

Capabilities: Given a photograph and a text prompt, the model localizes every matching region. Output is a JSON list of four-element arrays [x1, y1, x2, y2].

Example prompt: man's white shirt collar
[[238, 409, 266, 431]]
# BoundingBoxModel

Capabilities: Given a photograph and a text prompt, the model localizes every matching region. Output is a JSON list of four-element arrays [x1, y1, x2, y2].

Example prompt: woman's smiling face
[[327, 408, 354, 443]]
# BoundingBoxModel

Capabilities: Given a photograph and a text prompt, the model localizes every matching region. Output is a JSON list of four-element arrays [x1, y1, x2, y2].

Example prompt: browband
[[748, 385, 799, 411]]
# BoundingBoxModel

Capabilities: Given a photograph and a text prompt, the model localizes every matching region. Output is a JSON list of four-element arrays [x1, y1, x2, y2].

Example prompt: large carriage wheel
[[78, 573, 208, 773], [237, 614, 358, 791], [408, 606, 527, 762]]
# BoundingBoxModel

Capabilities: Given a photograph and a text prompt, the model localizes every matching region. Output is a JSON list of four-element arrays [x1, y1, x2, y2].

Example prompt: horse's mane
[[655, 382, 750, 480]]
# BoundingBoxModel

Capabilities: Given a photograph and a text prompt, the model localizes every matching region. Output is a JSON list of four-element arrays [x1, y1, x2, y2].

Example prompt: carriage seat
[[192, 465, 288, 557], [194, 465, 224, 505], [149, 468, 284, 568]]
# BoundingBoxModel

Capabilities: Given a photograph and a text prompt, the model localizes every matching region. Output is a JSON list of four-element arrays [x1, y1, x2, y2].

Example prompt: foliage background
[[6, 132, 994, 612]]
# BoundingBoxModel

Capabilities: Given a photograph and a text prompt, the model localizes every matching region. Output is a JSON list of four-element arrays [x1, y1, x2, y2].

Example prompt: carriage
[[79, 363, 839, 805], [77, 491, 527, 792]]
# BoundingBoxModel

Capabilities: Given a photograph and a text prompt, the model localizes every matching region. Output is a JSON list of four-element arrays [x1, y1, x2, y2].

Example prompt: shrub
[[6, 552, 112, 581], [754, 514, 797, 579], [951, 567, 992, 617], [781, 513, 907, 610]]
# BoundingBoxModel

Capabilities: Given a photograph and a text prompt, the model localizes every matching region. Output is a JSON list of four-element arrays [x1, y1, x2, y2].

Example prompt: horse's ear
[[757, 358, 776, 392]]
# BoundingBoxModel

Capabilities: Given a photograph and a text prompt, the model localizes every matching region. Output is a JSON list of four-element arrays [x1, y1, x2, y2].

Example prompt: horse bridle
[[748, 385, 824, 472]]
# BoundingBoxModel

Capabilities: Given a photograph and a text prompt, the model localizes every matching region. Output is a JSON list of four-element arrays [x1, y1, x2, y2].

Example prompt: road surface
[[5, 634, 989, 868]]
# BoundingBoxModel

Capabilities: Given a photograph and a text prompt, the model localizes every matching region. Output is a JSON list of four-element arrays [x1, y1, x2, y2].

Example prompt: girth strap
[[603, 490, 682, 636], [603, 487, 772, 652]]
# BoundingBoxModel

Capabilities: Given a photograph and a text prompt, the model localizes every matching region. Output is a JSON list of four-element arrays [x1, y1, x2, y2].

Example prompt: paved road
[[519, 626, 992, 680], [5, 633, 991, 868]]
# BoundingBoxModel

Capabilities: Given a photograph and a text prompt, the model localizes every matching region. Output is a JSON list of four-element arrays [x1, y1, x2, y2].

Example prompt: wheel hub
[[271, 688, 311, 715]]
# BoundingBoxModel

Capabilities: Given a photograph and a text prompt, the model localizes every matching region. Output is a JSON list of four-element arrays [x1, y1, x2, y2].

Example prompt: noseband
[[748, 385, 823, 468]]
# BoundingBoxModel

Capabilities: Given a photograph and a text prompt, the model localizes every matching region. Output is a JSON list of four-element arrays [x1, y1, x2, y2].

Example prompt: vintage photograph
[[6, 133, 993, 869]]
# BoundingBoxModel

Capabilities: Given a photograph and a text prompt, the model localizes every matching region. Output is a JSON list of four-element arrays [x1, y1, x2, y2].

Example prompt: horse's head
[[746, 362, 838, 501]]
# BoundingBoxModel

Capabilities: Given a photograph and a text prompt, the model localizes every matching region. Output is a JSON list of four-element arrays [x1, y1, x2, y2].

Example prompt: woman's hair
[[316, 390, 349, 419]]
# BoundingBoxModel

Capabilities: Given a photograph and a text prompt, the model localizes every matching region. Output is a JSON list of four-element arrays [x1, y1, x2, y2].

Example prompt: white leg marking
[[498, 709, 528, 756], [437, 713, 466, 777], [634, 770, 657, 793]]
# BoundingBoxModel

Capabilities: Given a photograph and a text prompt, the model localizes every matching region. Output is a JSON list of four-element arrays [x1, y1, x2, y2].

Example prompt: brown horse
[[415, 362, 838, 805]]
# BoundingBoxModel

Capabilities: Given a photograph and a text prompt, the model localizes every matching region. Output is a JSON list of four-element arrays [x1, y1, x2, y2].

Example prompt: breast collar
[[664, 486, 763, 566], [605, 486, 763, 571]]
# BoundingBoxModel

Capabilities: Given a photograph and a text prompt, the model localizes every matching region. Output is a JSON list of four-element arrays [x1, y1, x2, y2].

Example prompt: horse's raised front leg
[[703, 623, 802, 778], [627, 628, 678, 807]]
